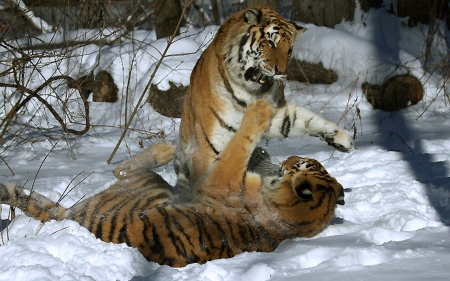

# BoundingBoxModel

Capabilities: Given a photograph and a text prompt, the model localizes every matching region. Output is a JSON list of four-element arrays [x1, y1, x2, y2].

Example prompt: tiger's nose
[[274, 65, 285, 76]]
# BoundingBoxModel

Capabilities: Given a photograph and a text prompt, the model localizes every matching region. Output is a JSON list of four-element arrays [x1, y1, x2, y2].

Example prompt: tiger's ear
[[245, 9, 261, 24], [290, 22, 307, 35], [295, 181, 313, 201]]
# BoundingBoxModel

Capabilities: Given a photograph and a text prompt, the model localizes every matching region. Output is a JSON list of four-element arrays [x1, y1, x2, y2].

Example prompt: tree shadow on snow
[[368, 10, 450, 226], [374, 110, 450, 225], [1, 219, 11, 232]]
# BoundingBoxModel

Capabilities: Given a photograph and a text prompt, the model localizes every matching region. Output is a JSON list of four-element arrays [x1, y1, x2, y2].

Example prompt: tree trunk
[[154, 0, 182, 39], [290, 0, 355, 27], [358, 0, 383, 12], [210, 0, 221, 25], [397, 0, 448, 27], [246, 0, 278, 10]]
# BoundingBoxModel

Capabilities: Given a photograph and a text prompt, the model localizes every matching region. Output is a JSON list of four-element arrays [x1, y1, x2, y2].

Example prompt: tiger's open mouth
[[244, 67, 269, 84]]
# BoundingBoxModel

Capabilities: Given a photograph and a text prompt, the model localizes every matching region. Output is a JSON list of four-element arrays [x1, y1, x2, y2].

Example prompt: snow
[[1, 5, 450, 281]]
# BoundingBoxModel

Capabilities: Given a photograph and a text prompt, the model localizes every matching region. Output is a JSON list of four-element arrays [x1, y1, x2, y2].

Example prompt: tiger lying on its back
[[176, 6, 354, 201], [0, 100, 344, 267]]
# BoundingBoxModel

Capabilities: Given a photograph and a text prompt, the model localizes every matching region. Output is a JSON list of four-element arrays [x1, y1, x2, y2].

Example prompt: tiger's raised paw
[[243, 99, 275, 132]]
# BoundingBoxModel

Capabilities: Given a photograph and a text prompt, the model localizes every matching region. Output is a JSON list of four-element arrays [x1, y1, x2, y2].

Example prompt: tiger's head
[[279, 156, 345, 205], [220, 7, 306, 92], [264, 155, 345, 237]]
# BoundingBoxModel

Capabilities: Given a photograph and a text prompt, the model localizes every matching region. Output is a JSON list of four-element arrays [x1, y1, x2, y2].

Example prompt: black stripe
[[281, 218, 315, 229], [250, 30, 257, 50], [225, 216, 237, 244], [217, 52, 234, 95], [238, 223, 252, 252], [76, 202, 88, 226], [304, 117, 313, 128], [117, 217, 130, 245], [270, 197, 302, 209], [205, 212, 232, 258], [292, 111, 297, 127], [193, 211, 213, 253], [309, 185, 331, 210], [238, 32, 250, 62], [240, 197, 277, 251], [182, 206, 217, 258], [281, 115, 291, 137], [230, 88, 247, 108], [157, 206, 201, 263], [67, 203, 81, 222], [95, 220, 103, 239], [87, 194, 122, 233], [256, 222, 278, 250], [88, 185, 150, 238], [200, 122, 220, 155], [156, 207, 185, 258], [143, 191, 171, 207], [172, 206, 196, 248], [217, 52, 247, 108], [172, 215, 190, 257], [108, 210, 119, 241], [138, 214, 151, 245], [148, 223, 169, 262], [210, 107, 237, 133]]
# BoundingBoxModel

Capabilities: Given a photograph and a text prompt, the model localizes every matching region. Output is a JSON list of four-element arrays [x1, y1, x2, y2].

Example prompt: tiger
[[175, 6, 354, 201], [0, 99, 345, 267]]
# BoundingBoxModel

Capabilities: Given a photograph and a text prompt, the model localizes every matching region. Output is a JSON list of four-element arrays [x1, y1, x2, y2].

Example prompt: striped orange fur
[[1, 100, 344, 267], [175, 6, 354, 201]]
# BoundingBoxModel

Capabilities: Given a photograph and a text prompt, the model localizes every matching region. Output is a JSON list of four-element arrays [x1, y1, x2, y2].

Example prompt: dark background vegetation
[[2, 1, 448, 39], [0, 0, 448, 135]]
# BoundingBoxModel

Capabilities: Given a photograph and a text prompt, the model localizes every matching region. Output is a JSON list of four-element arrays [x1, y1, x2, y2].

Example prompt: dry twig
[[107, 0, 194, 164]]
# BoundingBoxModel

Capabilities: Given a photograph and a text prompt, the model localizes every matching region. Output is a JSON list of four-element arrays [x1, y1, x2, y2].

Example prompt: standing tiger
[[1, 100, 345, 267], [175, 7, 354, 201]]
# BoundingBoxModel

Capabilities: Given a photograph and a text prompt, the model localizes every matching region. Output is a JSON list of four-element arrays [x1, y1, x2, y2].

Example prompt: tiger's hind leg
[[114, 142, 176, 179], [0, 182, 66, 222], [65, 162, 176, 243], [66, 142, 177, 228]]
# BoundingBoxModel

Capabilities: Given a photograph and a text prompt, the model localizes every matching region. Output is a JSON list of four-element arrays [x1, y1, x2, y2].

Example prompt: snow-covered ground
[[1, 6, 450, 281]]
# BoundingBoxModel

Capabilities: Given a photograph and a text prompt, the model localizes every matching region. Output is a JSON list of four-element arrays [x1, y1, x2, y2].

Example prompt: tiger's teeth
[[260, 79, 265, 83]]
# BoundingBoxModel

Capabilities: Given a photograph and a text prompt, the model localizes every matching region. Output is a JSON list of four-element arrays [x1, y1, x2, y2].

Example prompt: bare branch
[[11, 0, 54, 33], [107, 0, 194, 164], [0, 75, 90, 144]]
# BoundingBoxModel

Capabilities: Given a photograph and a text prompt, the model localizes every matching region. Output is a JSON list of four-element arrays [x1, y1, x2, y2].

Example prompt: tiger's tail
[[0, 142, 177, 223], [0, 182, 66, 222]]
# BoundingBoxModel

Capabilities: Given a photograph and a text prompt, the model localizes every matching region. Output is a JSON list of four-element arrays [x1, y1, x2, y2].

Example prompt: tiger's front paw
[[322, 128, 355, 152], [244, 99, 276, 132]]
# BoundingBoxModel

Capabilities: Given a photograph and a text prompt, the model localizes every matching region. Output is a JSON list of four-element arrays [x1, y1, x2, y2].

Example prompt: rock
[[147, 82, 187, 118], [362, 74, 424, 111], [287, 59, 338, 84]]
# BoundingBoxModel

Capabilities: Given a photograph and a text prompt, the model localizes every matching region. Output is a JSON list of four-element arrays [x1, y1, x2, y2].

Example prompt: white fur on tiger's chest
[[209, 75, 279, 152], [210, 95, 245, 152]]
